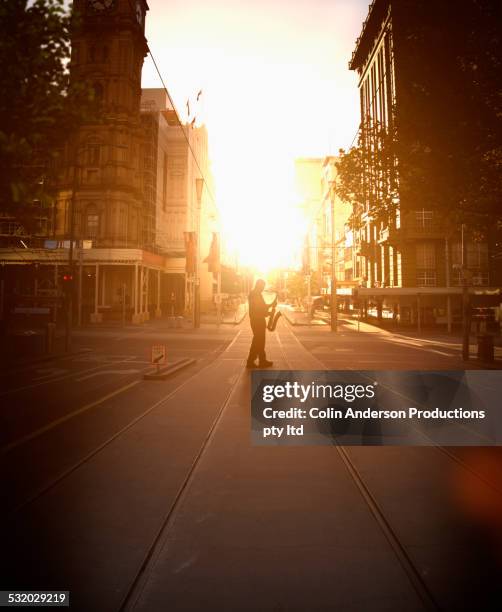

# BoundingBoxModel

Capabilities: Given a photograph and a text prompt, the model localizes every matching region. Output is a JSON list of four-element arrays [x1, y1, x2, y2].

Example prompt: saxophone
[[267, 296, 282, 331]]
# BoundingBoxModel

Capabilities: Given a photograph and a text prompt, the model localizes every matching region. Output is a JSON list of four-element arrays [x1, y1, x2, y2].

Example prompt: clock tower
[[57, 0, 149, 249]]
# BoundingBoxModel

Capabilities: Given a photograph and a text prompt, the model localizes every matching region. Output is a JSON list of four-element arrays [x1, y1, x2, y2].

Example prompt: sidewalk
[[201, 303, 248, 325], [280, 306, 327, 326]]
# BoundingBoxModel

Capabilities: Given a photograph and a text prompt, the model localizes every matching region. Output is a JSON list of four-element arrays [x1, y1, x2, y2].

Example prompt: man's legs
[[247, 321, 266, 365], [247, 321, 272, 367], [247, 330, 260, 364]]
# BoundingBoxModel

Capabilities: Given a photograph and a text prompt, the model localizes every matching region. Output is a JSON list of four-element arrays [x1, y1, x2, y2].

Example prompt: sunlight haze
[[141, 0, 370, 271]]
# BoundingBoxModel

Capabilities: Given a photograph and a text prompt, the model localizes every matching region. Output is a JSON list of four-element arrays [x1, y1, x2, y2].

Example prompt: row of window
[[417, 270, 490, 287], [416, 241, 489, 268]]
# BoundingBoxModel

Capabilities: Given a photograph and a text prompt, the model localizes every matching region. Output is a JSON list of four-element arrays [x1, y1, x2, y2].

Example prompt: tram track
[[118, 342, 248, 611], [275, 327, 440, 611], [5, 321, 498, 610], [282, 316, 502, 495]]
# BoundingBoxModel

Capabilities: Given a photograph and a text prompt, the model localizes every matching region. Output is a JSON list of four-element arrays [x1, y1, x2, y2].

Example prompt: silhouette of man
[[246, 279, 275, 368]]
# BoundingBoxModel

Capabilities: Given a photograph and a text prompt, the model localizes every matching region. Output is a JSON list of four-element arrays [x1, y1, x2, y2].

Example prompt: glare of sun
[[216, 158, 306, 274]]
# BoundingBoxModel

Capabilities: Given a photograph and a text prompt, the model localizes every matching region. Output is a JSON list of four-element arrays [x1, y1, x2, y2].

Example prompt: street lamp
[[65, 138, 80, 352], [330, 181, 337, 332], [461, 223, 470, 361], [194, 177, 204, 328]]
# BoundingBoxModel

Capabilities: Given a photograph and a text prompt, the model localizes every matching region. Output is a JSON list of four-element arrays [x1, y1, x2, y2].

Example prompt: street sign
[[151, 345, 166, 368]]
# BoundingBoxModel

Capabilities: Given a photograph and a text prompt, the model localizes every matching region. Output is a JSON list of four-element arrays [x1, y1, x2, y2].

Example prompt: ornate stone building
[[51, 0, 160, 323]]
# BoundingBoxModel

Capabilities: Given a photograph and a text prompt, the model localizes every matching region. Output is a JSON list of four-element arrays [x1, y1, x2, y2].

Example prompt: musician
[[246, 279, 275, 369]]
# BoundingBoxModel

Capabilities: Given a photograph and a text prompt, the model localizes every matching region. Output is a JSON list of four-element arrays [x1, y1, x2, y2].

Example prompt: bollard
[[477, 334, 494, 362], [45, 322, 56, 354]]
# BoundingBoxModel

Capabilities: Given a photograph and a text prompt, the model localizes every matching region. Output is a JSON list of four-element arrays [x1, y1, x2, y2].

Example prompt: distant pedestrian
[[246, 279, 275, 369]]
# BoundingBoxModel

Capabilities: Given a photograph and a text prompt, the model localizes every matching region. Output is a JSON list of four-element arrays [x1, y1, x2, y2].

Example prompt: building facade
[[0, 1, 219, 325], [140, 88, 218, 315], [294, 157, 354, 304], [349, 0, 501, 327]]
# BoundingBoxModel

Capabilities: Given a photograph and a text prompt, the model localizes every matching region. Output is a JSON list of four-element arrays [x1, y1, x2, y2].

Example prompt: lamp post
[[65, 139, 80, 352], [194, 177, 204, 329], [461, 223, 470, 361], [330, 181, 337, 332]]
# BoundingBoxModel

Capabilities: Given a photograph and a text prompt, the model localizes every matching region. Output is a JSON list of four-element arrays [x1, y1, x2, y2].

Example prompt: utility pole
[[194, 178, 204, 329], [65, 140, 78, 351], [77, 248, 83, 327], [461, 223, 470, 360], [445, 236, 452, 333], [330, 182, 337, 332], [121, 283, 126, 327]]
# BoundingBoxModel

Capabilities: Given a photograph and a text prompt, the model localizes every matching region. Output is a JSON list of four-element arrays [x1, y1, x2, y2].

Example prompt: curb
[[143, 357, 196, 381], [282, 311, 327, 327], [222, 311, 247, 325]]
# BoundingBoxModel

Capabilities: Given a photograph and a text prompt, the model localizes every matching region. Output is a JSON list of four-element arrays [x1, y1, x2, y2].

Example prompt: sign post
[[151, 344, 166, 374]]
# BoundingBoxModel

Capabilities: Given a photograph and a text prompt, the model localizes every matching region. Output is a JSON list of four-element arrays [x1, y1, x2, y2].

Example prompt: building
[[319, 157, 355, 309], [348, 0, 502, 328], [140, 89, 218, 315], [294, 157, 354, 305], [294, 158, 323, 286], [0, 1, 218, 325]]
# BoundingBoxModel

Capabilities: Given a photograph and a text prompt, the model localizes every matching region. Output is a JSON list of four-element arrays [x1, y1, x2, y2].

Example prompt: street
[[1, 317, 501, 611]]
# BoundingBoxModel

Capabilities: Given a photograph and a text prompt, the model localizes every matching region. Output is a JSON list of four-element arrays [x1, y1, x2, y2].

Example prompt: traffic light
[[62, 273, 74, 296]]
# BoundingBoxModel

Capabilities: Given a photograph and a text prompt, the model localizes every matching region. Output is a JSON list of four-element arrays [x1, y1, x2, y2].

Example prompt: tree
[[0, 0, 93, 232], [335, 122, 399, 230]]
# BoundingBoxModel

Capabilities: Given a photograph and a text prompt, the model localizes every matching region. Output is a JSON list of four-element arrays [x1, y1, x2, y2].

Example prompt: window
[[416, 243, 436, 287], [87, 144, 100, 166], [451, 241, 488, 268], [86, 206, 99, 239], [415, 209, 433, 231], [417, 270, 436, 287], [119, 208, 127, 239], [72, 44, 80, 65], [167, 157, 184, 198], [86, 169, 99, 183], [416, 243, 435, 268], [467, 242, 488, 268], [92, 82, 104, 104], [472, 271, 489, 286], [162, 153, 169, 210]]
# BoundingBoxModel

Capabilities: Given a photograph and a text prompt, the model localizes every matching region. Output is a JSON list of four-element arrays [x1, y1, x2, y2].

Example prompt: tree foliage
[[335, 123, 399, 230], [0, 0, 93, 229]]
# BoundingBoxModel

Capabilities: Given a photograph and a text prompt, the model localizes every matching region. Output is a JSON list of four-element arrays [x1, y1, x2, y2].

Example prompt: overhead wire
[[123, 0, 218, 209]]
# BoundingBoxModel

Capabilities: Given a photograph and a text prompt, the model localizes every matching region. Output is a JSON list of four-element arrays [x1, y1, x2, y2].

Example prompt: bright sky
[[141, 0, 370, 272]]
